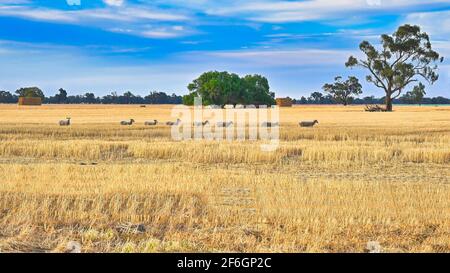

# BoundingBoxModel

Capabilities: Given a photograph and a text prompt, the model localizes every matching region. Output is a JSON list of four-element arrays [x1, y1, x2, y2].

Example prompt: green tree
[[15, 87, 45, 99], [56, 88, 68, 103], [322, 76, 362, 106], [182, 93, 197, 106], [0, 90, 17, 103], [346, 24, 443, 111], [123, 91, 135, 104], [184, 71, 274, 106], [402, 83, 426, 105], [84, 93, 97, 104], [242, 74, 275, 105], [309, 92, 324, 103]]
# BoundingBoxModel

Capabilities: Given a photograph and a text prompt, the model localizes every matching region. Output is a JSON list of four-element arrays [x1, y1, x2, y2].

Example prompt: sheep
[[299, 120, 319, 127], [120, 119, 135, 125], [59, 117, 71, 126], [144, 120, 158, 126], [166, 118, 181, 126], [216, 121, 233, 127], [261, 122, 279, 127], [193, 120, 209, 126]]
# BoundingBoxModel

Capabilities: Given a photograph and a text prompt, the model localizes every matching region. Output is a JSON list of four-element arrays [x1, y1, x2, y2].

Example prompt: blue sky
[[0, 0, 449, 98]]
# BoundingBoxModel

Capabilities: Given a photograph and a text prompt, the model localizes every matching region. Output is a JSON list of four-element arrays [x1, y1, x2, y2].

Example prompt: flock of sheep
[[59, 117, 319, 127]]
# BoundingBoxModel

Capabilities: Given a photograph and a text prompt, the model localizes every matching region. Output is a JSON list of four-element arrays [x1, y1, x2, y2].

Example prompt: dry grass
[[0, 104, 449, 253]]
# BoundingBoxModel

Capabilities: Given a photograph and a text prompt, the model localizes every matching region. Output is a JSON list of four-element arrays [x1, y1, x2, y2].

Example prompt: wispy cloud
[[405, 10, 450, 39], [103, 0, 124, 6], [0, 3, 190, 39], [202, 0, 450, 23], [198, 48, 356, 67]]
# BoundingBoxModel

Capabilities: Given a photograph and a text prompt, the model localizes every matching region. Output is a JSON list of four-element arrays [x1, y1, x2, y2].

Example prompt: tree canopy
[[346, 24, 443, 111], [183, 71, 275, 106], [15, 87, 45, 99], [322, 76, 362, 106], [401, 83, 426, 105]]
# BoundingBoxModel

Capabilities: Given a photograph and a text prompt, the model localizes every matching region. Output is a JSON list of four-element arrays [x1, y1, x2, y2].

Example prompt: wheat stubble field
[[0, 104, 449, 253]]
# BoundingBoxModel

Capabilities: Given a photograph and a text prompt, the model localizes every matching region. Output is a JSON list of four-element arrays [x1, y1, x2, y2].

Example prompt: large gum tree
[[346, 24, 443, 111]]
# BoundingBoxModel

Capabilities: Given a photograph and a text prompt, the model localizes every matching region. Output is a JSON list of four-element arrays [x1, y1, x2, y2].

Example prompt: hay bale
[[276, 98, 293, 107], [18, 97, 42, 106]]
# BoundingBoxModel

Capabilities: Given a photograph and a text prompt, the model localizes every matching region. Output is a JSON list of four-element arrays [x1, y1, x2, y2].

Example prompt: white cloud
[[103, 0, 124, 6], [184, 48, 357, 67], [405, 10, 450, 39], [0, 5, 76, 22], [202, 0, 450, 23], [0, 4, 190, 39], [110, 25, 192, 39], [0, 5, 188, 23]]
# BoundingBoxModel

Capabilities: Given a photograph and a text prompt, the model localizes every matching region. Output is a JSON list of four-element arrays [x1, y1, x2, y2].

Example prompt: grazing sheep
[[261, 122, 279, 127], [216, 121, 233, 127], [144, 120, 158, 126], [120, 119, 135, 126], [59, 117, 71, 126], [299, 120, 319, 127], [166, 118, 181, 126], [193, 120, 209, 126]]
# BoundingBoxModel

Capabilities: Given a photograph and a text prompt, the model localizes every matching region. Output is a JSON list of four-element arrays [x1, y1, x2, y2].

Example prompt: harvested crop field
[[0, 104, 449, 253]]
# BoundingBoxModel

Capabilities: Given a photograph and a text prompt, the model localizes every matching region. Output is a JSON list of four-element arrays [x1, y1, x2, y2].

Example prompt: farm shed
[[18, 97, 42, 106], [276, 98, 293, 107]]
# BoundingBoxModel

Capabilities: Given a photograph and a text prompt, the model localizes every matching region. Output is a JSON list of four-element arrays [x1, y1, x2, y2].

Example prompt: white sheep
[[299, 120, 319, 127], [166, 118, 181, 126], [261, 122, 279, 127], [145, 120, 158, 126], [59, 117, 71, 126], [216, 121, 233, 127], [120, 119, 135, 125], [193, 120, 209, 126]]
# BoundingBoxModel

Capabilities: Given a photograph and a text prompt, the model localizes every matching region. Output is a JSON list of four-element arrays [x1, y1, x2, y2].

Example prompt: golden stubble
[[0, 104, 449, 253]]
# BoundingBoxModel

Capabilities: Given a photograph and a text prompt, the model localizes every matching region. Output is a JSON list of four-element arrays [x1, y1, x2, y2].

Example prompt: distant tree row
[[1, 87, 449, 105], [290, 92, 450, 105], [0, 88, 182, 104]]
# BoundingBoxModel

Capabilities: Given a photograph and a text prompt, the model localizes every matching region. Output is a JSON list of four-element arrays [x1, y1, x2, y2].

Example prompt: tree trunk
[[385, 95, 393, 112]]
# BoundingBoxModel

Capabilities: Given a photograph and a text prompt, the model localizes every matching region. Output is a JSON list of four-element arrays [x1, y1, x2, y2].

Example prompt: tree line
[[2, 87, 448, 105], [290, 93, 450, 105], [0, 88, 182, 104]]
